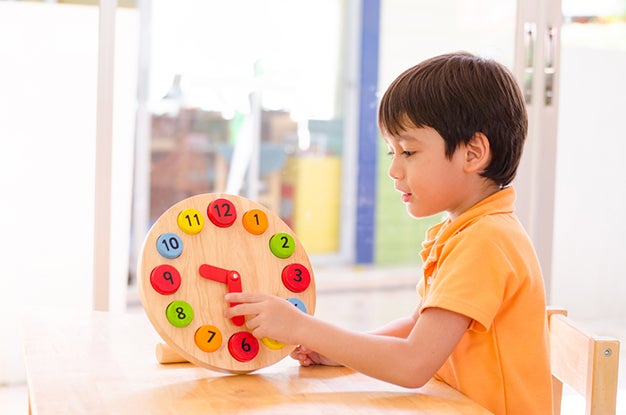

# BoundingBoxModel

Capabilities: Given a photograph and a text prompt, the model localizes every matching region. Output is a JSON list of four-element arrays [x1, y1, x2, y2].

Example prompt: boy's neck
[[447, 180, 502, 221]]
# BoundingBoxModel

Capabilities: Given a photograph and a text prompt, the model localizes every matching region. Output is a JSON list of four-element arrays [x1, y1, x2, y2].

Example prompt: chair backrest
[[548, 307, 620, 415]]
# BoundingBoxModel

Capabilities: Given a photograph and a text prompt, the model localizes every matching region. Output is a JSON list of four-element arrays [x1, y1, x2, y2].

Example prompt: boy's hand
[[225, 292, 306, 345], [290, 345, 340, 367]]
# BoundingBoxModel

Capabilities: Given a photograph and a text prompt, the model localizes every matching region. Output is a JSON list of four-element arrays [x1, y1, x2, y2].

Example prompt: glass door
[[131, 0, 353, 279]]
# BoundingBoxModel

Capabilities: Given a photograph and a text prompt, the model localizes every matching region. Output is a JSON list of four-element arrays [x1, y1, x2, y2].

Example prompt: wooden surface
[[22, 310, 493, 414], [138, 193, 315, 373]]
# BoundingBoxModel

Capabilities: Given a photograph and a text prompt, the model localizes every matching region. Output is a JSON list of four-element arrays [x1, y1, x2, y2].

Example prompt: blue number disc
[[156, 232, 183, 259], [287, 297, 307, 313]]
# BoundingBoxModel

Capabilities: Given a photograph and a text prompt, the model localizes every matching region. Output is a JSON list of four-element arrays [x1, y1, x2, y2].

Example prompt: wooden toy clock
[[137, 193, 316, 374]]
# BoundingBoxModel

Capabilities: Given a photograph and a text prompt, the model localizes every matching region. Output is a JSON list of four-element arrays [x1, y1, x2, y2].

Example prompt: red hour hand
[[199, 264, 245, 326]]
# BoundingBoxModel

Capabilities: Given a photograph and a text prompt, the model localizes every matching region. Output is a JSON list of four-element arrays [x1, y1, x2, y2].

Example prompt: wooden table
[[21, 310, 493, 414]]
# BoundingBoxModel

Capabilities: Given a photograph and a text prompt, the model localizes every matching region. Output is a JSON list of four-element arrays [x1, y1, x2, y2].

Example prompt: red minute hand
[[198, 264, 245, 326]]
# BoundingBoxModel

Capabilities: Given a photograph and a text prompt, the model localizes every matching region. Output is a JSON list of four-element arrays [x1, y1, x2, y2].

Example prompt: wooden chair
[[548, 307, 620, 415]]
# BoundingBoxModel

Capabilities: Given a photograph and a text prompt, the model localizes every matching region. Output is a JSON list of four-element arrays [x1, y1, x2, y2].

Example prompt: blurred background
[[0, 1, 624, 411]]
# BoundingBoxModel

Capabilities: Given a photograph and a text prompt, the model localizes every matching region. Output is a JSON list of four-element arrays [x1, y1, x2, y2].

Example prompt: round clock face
[[138, 193, 316, 373]]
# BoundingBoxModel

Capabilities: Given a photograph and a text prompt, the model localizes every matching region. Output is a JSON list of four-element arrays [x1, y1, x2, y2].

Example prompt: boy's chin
[[407, 206, 441, 220]]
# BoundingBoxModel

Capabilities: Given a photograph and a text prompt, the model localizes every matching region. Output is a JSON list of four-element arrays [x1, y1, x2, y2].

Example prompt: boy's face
[[383, 126, 473, 220]]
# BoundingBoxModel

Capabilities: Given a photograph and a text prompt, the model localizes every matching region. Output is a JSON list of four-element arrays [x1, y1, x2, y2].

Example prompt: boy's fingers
[[224, 302, 254, 318], [225, 292, 268, 303]]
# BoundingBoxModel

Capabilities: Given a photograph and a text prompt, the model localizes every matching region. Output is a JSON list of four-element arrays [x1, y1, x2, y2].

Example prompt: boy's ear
[[464, 132, 491, 173]]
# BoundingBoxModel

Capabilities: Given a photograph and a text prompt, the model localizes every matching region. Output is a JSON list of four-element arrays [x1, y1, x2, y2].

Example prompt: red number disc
[[281, 263, 311, 293], [207, 198, 237, 227], [228, 331, 259, 362], [150, 264, 182, 295]]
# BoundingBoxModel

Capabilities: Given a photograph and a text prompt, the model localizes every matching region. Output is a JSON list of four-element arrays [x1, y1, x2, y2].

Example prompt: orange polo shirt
[[417, 187, 552, 415]]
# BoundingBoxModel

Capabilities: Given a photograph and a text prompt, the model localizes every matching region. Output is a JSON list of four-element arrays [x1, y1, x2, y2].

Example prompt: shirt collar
[[420, 186, 517, 270]]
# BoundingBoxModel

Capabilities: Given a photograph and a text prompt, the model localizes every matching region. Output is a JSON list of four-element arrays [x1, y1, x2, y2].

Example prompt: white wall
[[0, 3, 137, 383], [551, 24, 626, 321]]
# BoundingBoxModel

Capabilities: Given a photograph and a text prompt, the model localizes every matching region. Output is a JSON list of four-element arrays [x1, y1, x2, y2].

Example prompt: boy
[[226, 52, 553, 415]]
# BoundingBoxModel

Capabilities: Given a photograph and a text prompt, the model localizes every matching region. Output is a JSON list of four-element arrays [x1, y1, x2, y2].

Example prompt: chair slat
[[548, 307, 620, 415], [550, 314, 591, 396]]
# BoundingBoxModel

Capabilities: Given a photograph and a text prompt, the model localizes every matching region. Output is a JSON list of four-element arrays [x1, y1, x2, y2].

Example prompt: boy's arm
[[291, 304, 420, 367], [297, 306, 469, 388], [226, 293, 469, 389], [368, 299, 423, 338]]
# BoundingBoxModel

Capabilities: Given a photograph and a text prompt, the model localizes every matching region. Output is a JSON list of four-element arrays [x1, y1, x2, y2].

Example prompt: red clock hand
[[199, 264, 245, 326], [199, 264, 229, 284], [225, 272, 244, 326]]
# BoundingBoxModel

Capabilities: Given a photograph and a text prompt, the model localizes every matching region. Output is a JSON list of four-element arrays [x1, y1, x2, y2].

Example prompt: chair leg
[[552, 376, 563, 415]]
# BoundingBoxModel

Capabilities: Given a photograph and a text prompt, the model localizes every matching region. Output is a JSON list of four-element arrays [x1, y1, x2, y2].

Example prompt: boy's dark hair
[[378, 52, 527, 187]]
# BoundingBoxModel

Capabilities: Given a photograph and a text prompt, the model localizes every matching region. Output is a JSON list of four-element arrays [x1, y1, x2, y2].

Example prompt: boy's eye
[[386, 150, 415, 157]]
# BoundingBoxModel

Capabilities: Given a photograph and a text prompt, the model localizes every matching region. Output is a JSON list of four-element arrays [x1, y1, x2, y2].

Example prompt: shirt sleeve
[[419, 226, 516, 332]]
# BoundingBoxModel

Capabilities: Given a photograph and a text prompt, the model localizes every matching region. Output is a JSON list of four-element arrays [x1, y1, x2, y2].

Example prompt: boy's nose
[[388, 159, 403, 180]]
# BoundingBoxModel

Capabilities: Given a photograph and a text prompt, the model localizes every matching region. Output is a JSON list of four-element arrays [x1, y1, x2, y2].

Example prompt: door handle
[[544, 26, 557, 106], [523, 22, 536, 104]]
